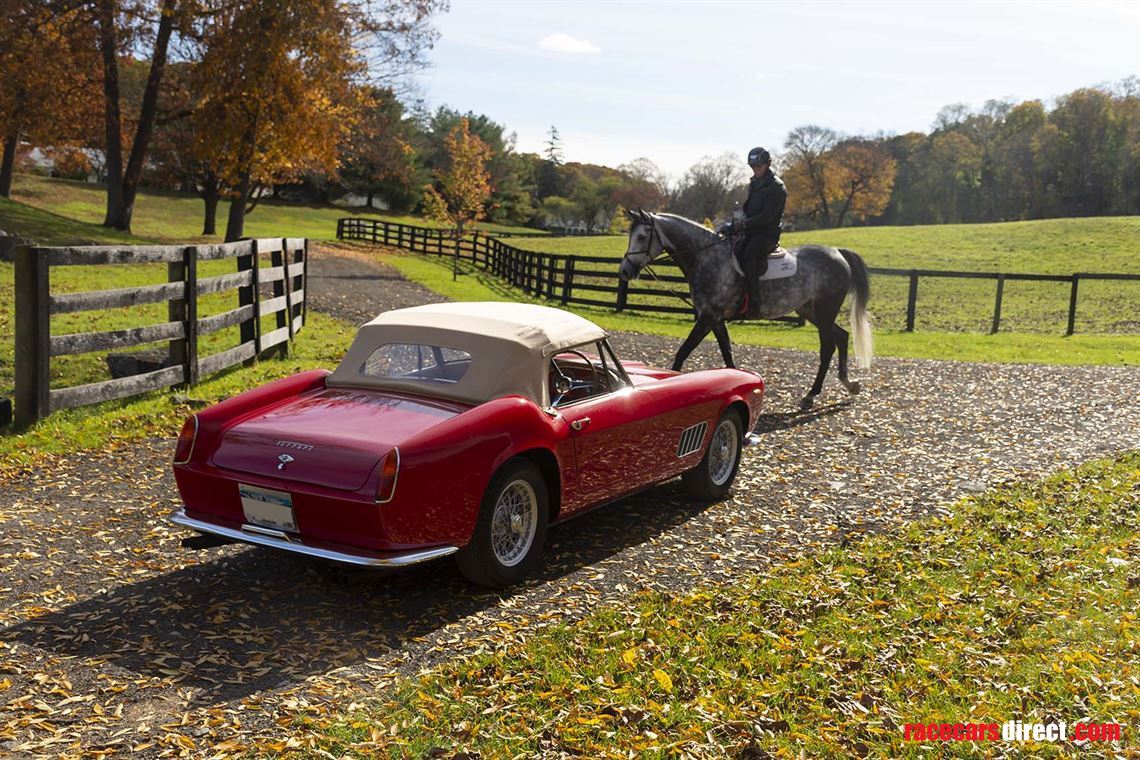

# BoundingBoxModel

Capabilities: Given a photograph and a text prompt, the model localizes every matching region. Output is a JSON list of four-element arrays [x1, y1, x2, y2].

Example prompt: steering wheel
[[551, 350, 601, 406]]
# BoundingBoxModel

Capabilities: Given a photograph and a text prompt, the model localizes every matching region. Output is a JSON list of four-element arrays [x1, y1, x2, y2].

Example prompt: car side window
[[549, 340, 629, 408]]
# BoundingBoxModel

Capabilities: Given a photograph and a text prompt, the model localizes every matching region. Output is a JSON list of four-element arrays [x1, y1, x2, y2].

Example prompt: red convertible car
[[172, 302, 764, 586]]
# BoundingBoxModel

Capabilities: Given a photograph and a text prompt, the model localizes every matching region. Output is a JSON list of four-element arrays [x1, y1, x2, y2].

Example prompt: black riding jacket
[[741, 169, 787, 252]]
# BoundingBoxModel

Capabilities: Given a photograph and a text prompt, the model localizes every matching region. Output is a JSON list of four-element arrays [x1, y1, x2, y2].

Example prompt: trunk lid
[[212, 388, 467, 491]]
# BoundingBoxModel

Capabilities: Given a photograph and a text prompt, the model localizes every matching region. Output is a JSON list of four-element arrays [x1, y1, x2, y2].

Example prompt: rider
[[721, 147, 787, 318]]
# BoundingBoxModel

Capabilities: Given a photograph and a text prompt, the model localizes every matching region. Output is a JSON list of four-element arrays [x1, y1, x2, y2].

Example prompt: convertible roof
[[327, 302, 607, 405], [363, 302, 605, 354]]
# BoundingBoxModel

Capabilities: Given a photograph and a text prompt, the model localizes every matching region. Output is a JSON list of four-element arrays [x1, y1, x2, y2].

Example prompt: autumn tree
[[830, 139, 896, 226], [192, 0, 444, 241], [91, 0, 187, 231], [422, 118, 491, 278], [420, 107, 534, 224], [422, 117, 492, 234], [0, 1, 100, 197], [782, 125, 840, 227]]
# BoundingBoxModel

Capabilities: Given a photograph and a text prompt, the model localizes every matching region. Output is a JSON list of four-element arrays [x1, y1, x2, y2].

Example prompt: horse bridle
[[624, 216, 662, 266]]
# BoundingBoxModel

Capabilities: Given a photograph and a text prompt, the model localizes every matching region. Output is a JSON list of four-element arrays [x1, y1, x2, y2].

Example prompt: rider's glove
[[717, 220, 739, 236]]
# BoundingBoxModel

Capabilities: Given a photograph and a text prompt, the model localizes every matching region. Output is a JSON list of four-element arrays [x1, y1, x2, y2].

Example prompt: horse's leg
[[800, 298, 842, 411], [672, 316, 714, 371], [711, 320, 735, 368], [832, 324, 860, 395], [801, 328, 836, 410]]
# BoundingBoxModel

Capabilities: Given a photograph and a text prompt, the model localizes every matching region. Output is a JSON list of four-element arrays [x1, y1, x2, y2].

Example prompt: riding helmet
[[747, 147, 771, 166]]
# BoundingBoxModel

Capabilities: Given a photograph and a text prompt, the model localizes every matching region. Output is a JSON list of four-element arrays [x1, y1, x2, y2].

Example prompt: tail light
[[375, 448, 400, 503], [173, 415, 198, 464]]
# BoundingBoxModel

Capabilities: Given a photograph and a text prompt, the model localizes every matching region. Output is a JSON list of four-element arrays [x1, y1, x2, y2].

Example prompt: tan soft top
[[327, 302, 607, 405]]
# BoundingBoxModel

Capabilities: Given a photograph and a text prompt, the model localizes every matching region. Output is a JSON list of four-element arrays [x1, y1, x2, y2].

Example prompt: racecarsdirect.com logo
[[904, 721, 1123, 743]]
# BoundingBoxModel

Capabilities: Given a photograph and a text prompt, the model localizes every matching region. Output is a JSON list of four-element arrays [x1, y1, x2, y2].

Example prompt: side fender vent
[[677, 421, 708, 458]]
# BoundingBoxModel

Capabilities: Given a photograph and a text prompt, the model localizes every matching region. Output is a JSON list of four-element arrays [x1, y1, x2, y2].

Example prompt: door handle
[[570, 417, 591, 431]]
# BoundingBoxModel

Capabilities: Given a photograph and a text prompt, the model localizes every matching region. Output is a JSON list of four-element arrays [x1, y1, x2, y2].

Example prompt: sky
[[416, 0, 1140, 179]]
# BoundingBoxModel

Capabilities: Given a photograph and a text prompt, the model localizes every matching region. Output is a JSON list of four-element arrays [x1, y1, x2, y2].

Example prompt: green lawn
[[298, 451, 1139, 758], [1, 173, 528, 245]]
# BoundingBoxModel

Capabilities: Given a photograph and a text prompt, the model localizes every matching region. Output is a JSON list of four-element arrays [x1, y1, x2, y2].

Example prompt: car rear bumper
[[744, 432, 762, 447], [171, 510, 459, 568]]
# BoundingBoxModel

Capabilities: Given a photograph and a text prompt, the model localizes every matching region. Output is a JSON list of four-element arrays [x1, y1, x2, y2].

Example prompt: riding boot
[[743, 255, 763, 319]]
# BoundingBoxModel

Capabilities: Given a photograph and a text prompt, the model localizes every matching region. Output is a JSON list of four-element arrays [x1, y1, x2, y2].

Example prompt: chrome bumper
[[744, 432, 762, 447], [171, 510, 458, 568]]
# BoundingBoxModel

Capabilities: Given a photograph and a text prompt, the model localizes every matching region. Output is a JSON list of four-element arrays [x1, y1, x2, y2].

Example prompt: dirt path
[[2, 245, 1138, 756]]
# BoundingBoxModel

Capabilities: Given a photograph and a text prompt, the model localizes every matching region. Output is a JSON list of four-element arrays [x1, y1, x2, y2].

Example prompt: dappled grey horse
[[618, 210, 873, 410]]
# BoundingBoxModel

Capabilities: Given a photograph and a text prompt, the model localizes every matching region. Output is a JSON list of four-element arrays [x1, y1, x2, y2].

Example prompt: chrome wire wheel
[[708, 417, 740, 487], [490, 479, 538, 567]]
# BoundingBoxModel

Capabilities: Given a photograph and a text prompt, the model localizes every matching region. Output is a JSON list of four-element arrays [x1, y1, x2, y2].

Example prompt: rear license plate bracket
[[239, 484, 297, 532]]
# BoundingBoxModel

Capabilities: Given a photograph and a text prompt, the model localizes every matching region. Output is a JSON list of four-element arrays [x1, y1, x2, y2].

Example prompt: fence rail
[[13, 237, 307, 427], [337, 217, 1140, 337]]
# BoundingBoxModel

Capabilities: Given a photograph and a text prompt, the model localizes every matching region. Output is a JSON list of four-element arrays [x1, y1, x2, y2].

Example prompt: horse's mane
[[653, 212, 716, 236]]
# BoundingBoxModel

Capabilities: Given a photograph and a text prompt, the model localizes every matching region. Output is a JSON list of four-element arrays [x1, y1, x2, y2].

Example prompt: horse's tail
[[839, 248, 874, 369]]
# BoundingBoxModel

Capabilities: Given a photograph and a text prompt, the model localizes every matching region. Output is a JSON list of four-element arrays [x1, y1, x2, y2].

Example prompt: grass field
[[299, 452, 1139, 758]]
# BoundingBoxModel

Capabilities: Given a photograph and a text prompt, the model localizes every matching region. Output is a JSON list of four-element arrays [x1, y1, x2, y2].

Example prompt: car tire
[[682, 409, 744, 501], [457, 459, 549, 588]]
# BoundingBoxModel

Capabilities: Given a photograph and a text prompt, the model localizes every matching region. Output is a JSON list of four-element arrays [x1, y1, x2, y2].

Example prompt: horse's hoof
[[799, 396, 815, 411], [847, 381, 861, 395]]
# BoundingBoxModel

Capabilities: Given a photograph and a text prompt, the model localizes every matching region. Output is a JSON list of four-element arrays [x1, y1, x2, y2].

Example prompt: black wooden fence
[[337, 217, 1140, 336], [13, 238, 307, 427], [336, 218, 803, 323]]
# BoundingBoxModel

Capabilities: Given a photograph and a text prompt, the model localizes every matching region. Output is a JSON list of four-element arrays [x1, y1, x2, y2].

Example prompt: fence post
[[336, 218, 344, 239], [905, 270, 918, 332], [238, 240, 257, 350], [562, 257, 575, 305], [990, 274, 1005, 335], [14, 246, 49, 428], [281, 238, 295, 343], [247, 241, 263, 359], [168, 246, 199, 386], [301, 239, 309, 327], [616, 277, 629, 311], [1066, 273, 1080, 336], [271, 243, 289, 357]]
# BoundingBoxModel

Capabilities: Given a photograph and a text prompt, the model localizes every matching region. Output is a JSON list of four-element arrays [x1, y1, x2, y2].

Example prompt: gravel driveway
[[1, 245, 1138, 756]]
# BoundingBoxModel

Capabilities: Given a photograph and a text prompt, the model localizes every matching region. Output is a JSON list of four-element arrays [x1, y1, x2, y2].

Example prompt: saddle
[[729, 241, 792, 279]]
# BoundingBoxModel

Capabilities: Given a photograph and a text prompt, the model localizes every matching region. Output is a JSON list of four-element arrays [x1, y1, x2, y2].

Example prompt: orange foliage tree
[[422, 117, 493, 235], [191, 0, 363, 241], [831, 139, 896, 226], [191, 0, 444, 241], [782, 126, 896, 228], [0, 1, 100, 197], [421, 117, 492, 278]]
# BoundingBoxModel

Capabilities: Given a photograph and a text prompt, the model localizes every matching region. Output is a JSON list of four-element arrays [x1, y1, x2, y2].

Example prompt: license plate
[[239, 484, 297, 532]]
